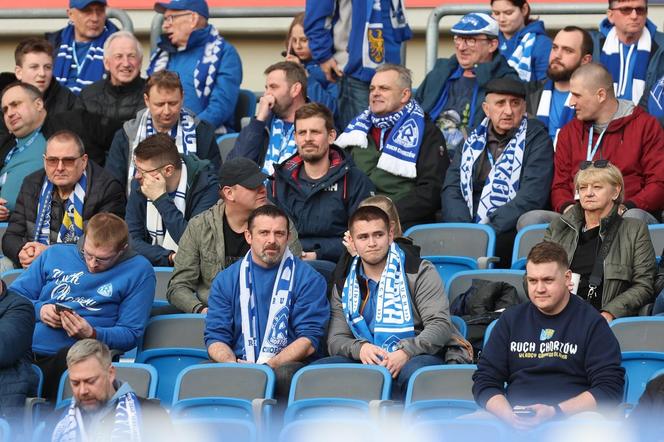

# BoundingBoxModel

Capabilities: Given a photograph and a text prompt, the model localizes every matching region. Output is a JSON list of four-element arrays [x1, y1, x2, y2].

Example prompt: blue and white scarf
[[239, 248, 295, 364], [127, 108, 198, 192], [51, 390, 143, 442], [460, 116, 527, 224], [536, 80, 575, 147], [146, 161, 187, 252], [601, 25, 651, 105], [352, 0, 409, 71], [262, 119, 296, 175], [336, 99, 425, 178], [34, 171, 87, 245], [648, 74, 664, 118], [504, 32, 536, 82], [53, 21, 118, 94], [148, 26, 225, 110], [342, 243, 414, 352]]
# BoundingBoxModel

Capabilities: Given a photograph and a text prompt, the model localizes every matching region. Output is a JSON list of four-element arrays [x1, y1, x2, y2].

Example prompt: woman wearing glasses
[[491, 0, 552, 82], [543, 161, 656, 320]]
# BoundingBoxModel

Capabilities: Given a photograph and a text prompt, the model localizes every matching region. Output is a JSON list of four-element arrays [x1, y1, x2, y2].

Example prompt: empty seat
[[445, 270, 527, 304], [153, 266, 173, 307], [233, 89, 257, 132], [511, 223, 548, 269], [610, 317, 664, 353], [218, 133, 240, 163], [622, 351, 664, 405], [451, 315, 468, 339], [173, 417, 256, 442]]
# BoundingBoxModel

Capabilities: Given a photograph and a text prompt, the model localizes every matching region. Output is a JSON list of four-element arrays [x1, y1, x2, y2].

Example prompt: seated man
[[228, 61, 307, 175], [2, 130, 125, 269], [77, 31, 146, 134], [167, 157, 302, 314], [269, 103, 374, 265], [9, 213, 155, 400], [323, 206, 471, 397], [126, 133, 218, 267], [51, 339, 171, 442], [442, 78, 553, 266], [415, 13, 517, 154], [336, 64, 449, 228], [148, 0, 242, 131], [48, 0, 118, 94], [472, 241, 624, 429], [106, 70, 221, 191], [205, 205, 329, 399]]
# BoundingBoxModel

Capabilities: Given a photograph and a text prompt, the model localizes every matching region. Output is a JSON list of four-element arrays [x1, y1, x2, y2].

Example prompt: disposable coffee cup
[[570, 272, 581, 295]]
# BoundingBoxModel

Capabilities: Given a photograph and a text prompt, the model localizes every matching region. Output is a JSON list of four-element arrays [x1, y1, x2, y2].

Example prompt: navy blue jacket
[[268, 145, 374, 262], [441, 118, 553, 234], [125, 154, 219, 266], [226, 116, 275, 167]]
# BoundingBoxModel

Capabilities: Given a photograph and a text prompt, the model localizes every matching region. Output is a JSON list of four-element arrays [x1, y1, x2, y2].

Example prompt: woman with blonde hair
[[544, 161, 656, 320]]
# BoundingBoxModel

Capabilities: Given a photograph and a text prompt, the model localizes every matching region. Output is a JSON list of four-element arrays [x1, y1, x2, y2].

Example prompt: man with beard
[[268, 103, 374, 268], [227, 62, 307, 175], [205, 204, 329, 400], [528, 27, 594, 145]]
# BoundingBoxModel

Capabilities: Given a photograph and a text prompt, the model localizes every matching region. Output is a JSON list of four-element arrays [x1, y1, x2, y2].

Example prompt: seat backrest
[[32, 364, 44, 398], [446, 270, 527, 304], [1, 269, 24, 286], [233, 89, 257, 131], [649, 225, 664, 257], [218, 134, 240, 163], [153, 267, 173, 303], [174, 363, 274, 402], [0, 418, 9, 442], [139, 314, 206, 352], [0, 222, 7, 245], [404, 223, 495, 259], [289, 364, 391, 404], [511, 223, 548, 269], [451, 315, 467, 339], [405, 365, 477, 404], [610, 317, 664, 352]]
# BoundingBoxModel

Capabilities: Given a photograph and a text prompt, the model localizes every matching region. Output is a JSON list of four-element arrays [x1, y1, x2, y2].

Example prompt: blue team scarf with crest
[[34, 171, 87, 245], [342, 243, 415, 352], [239, 248, 295, 364], [459, 116, 526, 224], [335, 99, 425, 178], [503, 32, 536, 82], [536, 80, 575, 145], [53, 21, 118, 94]]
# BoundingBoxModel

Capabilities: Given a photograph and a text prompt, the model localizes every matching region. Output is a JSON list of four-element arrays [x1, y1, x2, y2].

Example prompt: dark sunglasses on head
[[579, 159, 610, 170], [610, 6, 647, 16]]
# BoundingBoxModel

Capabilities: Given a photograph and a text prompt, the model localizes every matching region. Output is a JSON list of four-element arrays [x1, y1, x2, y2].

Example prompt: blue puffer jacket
[[268, 145, 375, 262], [498, 20, 552, 82], [150, 25, 243, 131]]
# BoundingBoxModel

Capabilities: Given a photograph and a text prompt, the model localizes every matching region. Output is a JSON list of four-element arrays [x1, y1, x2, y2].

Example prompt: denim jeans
[[336, 76, 370, 130], [653, 288, 664, 315]]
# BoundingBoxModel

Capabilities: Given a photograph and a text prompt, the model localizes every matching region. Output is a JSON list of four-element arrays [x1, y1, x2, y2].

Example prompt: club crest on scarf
[[267, 306, 290, 349], [393, 119, 419, 149]]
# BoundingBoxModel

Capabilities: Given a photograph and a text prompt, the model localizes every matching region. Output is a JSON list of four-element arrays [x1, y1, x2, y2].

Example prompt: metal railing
[[425, 3, 606, 74], [0, 8, 133, 32]]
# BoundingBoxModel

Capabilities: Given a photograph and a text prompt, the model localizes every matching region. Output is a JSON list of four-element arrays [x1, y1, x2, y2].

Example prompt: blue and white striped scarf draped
[[504, 32, 536, 82], [53, 22, 118, 94], [342, 243, 415, 352], [127, 108, 198, 192], [146, 161, 187, 252], [601, 25, 651, 105], [34, 171, 87, 245], [336, 99, 425, 178], [239, 248, 295, 364], [51, 390, 143, 442], [148, 26, 225, 110], [536, 80, 575, 147], [355, 0, 409, 70], [262, 119, 296, 175], [460, 116, 527, 224]]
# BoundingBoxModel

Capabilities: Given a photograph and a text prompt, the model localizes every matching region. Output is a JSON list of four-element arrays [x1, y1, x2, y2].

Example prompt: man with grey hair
[[51, 339, 170, 442], [77, 31, 146, 132], [335, 63, 449, 228]]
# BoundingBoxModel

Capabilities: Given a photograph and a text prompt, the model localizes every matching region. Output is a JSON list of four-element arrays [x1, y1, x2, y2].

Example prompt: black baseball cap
[[218, 158, 269, 189]]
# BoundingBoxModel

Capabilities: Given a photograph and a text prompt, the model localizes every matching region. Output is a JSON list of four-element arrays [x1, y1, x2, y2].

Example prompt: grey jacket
[[166, 201, 303, 313], [544, 204, 656, 318], [327, 246, 471, 362]]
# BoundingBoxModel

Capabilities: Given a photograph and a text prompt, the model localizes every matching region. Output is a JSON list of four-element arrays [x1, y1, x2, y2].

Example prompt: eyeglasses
[[162, 12, 193, 24], [82, 249, 121, 265], [609, 6, 647, 16], [579, 159, 610, 170], [453, 35, 491, 48], [43, 155, 83, 168], [133, 163, 169, 176]]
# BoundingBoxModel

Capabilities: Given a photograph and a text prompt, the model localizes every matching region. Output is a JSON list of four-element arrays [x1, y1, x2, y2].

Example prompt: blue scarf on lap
[[54, 21, 118, 94], [335, 99, 425, 178], [34, 171, 87, 245], [342, 243, 415, 352]]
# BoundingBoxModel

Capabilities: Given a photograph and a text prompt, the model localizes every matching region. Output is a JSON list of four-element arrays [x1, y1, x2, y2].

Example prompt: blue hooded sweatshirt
[[498, 19, 552, 82]]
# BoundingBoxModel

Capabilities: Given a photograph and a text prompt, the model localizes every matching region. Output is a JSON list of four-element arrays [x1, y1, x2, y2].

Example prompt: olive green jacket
[[544, 204, 656, 318], [166, 201, 303, 313]]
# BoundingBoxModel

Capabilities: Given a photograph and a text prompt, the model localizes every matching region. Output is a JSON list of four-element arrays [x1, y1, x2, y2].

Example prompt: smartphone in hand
[[512, 406, 535, 417], [54, 303, 74, 315]]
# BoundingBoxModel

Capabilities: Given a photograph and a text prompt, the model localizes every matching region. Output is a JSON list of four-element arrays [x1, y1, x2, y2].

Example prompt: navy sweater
[[473, 295, 624, 408]]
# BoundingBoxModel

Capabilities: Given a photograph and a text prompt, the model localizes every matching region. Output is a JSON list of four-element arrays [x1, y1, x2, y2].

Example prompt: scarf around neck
[[34, 171, 87, 245]]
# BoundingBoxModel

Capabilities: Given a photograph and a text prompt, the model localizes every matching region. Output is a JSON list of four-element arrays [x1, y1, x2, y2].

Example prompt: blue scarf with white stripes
[[503, 32, 536, 82], [34, 171, 87, 245], [53, 21, 118, 94], [342, 242, 415, 352], [536, 80, 575, 144], [262, 119, 295, 176]]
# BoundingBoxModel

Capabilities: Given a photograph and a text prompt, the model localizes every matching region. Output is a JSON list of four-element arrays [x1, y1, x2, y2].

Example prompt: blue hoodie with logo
[[9, 244, 155, 355]]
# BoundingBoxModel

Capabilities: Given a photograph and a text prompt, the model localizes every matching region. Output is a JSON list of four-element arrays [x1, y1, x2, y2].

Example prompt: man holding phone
[[472, 241, 624, 429]]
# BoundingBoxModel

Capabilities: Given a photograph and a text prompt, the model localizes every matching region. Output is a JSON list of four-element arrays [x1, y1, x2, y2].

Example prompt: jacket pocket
[[604, 262, 632, 282]]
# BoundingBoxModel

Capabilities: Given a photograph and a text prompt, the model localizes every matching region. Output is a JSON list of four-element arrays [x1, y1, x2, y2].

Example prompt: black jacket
[[2, 160, 125, 267]]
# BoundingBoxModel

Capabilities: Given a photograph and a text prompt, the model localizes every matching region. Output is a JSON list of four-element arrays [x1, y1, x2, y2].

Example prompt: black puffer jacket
[[77, 76, 146, 134]]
